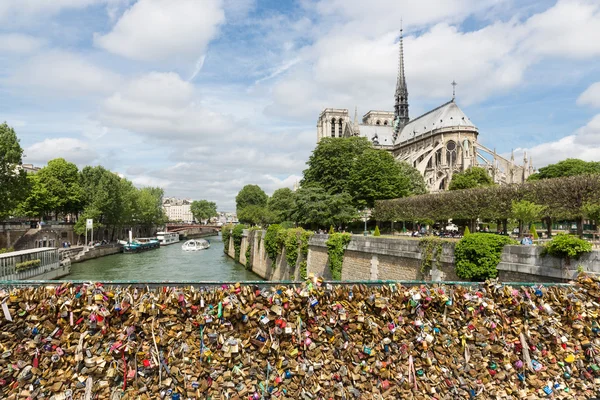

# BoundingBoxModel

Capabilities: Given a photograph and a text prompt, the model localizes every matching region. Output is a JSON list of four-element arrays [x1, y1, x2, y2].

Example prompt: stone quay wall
[[227, 231, 600, 282]]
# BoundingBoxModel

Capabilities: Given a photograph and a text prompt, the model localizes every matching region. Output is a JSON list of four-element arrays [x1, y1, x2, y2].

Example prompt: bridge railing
[[0, 279, 574, 289]]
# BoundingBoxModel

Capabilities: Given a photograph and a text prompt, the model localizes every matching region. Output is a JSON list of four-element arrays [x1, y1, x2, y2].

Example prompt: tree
[[133, 187, 167, 230], [0, 122, 28, 220], [511, 200, 545, 237], [35, 158, 84, 218], [190, 200, 218, 223], [583, 201, 600, 234], [528, 158, 600, 181], [14, 174, 53, 218], [397, 161, 427, 195], [237, 205, 270, 226], [301, 137, 372, 195], [293, 185, 357, 229], [349, 149, 411, 208], [267, 188, 296, 224], [449, 167, 494, 191], [236, 185, 268, 212]]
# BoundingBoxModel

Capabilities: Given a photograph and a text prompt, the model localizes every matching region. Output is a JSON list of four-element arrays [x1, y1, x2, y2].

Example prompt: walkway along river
[[67, 234, 261, 281]]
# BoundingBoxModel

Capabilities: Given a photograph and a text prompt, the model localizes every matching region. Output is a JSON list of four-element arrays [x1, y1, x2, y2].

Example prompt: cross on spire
[[451, 80, 457, 100]]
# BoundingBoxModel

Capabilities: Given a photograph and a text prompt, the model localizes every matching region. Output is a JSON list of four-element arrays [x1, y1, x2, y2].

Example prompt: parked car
[[445, 223, 458, 232]]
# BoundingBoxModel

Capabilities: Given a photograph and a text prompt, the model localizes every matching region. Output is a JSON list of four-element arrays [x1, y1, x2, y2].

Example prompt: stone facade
[[226, 231, 599, 283]]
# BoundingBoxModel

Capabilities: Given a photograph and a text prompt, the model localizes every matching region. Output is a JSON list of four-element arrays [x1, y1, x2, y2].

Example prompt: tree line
[[374, 173, 600, 237], [234, 137, 427, 229], [0, 123, 166, 239]]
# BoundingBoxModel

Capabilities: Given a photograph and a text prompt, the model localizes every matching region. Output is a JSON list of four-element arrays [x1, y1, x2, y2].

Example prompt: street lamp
[[362, 209, 370, 236]]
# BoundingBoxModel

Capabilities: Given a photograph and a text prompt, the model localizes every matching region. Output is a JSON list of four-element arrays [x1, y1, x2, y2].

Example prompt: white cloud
[[24, 138, 99, 166], [0, 33, 44, 53], [0, 0, 99, 21], [4, 50, 122, 96], [514, 113, 600, 168], [94, 0, 225, 64], [577, 82, 600, 108], [98, 72, 235, 139], [131, 175, 172, 188]]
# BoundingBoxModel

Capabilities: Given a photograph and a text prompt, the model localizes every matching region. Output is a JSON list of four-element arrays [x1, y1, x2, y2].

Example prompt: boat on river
[[121, 238, 160, 254], [156, 232, 180, 246], [182, 239, 210, 251]]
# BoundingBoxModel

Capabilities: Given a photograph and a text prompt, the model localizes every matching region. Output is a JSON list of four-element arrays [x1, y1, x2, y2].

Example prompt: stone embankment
[[227, 231, 600, 282], [0, 276, 599, 399]]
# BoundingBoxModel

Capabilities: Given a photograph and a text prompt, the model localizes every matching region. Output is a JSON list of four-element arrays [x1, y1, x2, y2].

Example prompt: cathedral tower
[[394, 28, 409, 133]]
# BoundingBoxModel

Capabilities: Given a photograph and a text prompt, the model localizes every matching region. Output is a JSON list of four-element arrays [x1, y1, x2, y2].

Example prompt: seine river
[[66, 234, 261, 281]]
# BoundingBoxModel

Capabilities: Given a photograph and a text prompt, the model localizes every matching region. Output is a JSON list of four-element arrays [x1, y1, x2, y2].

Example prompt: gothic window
[[331, 118, 336, 137], [338, 118, 343, 137], [446, 141, 457, 166], [435, 149, 442, 166]]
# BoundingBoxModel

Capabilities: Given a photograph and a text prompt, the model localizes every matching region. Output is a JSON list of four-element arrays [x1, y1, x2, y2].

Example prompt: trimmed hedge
[[542, 234, 592, 263], [15, 259, 41, 271]]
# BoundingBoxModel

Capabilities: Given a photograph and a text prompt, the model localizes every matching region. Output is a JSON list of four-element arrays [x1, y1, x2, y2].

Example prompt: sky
[[2, 0, 600, 211]]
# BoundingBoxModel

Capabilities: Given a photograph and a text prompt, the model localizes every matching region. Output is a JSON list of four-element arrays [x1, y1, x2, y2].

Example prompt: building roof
[[358, 125, 395, 147], [397, 100, 476, 143]]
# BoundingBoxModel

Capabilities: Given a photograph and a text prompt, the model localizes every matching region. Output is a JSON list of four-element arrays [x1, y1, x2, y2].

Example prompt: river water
[[66, 235, 262, 281]]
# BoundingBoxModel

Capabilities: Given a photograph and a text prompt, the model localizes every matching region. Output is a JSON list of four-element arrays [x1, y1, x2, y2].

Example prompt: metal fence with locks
[[0, 277, 599, 400]]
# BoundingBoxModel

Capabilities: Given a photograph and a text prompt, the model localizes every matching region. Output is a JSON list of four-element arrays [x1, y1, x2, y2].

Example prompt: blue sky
[[1, 0, 600, 210]]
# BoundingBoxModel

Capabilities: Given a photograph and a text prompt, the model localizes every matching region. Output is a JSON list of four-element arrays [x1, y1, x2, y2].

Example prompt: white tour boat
[[182, 239, 210, 251], [156, 232, 180, 246]]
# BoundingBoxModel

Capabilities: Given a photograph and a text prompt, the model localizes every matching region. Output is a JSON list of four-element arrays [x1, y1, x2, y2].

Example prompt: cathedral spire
[[394, 23, 409, 133]]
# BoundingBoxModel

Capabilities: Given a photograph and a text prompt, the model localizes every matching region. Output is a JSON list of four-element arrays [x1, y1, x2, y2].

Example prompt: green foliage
[[301, 137, 372, 195], [449, 167, 495, 191], [531, 225, 539, 240], [15, 259, 41, 271], [221, 224, 234, 253], [374, 175, 600, 229], [397, 161, 427, 195], [279, 221, 296, 229], [237, 204, 271, 226], [265, 224, 283, 261], [133, 187, 167, 228], [293, 185, 357, 229], [298, 230, 314, 280], [418, 237, 445, 274], [373, 226, 381, 236], [0, 247, 14, 254], [464, 226, 470, 236], [325, 232, 351, 280], [528, 158, 600, 181], [329, 225, 335, 234], [283, 228, 303, 269], [0, 122, 28, 219], [190, 200, 218, 223], [245, 237, 252, 271], [583, 201, 600, 228], [236, 184, 267, 211], [542, 234, 592, 261], [231, 224, 247, 261], [511, 200, 545, 232], [348, 149, 411, 208], [454, 233, 517, 281], [268, 188, 296, 224], [35, 158, 84, 217]]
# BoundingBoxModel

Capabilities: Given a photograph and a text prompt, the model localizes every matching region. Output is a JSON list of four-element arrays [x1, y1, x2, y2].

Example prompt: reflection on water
[[67, 235, 261, 281]]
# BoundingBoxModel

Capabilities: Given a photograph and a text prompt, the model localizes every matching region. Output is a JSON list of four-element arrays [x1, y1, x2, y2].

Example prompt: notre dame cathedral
[[316, 29, 534, 192]]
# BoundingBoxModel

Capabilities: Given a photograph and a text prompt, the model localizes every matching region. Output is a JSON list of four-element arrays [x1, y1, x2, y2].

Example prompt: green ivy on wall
[[221, 224, 233, 253], [298, 230, 314, 280], [283, 229, 303, 269], [264, 224, 283, 261], [326, 232, 351, 280], [418, 237, 445, 275], [231, 224, 247, 261]]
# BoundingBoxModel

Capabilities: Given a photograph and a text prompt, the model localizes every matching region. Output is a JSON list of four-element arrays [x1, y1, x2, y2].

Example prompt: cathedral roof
[[358, 124, 395, 147], [397, 100, 477, 143]]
